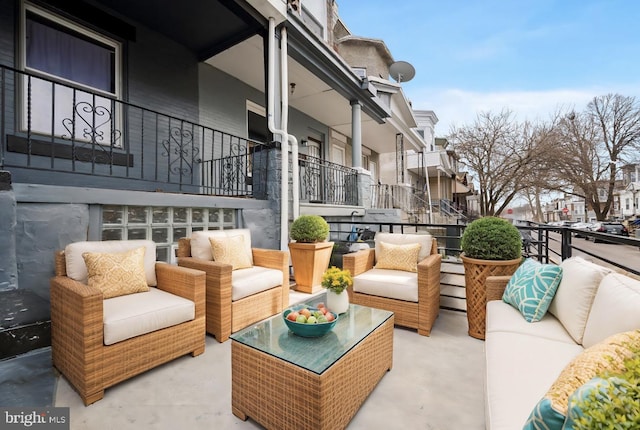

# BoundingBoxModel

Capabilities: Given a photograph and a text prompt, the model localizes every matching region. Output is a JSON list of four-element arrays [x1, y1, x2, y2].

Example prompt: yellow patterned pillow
[[209, 235, 252, 270], [375, 241, 421, 272], [524, 329, 640, 429], [82, 247, 149, 299]]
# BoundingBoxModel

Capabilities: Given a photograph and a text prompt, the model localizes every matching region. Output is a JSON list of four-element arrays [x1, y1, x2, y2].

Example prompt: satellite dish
[[389, 61, 415, 83]]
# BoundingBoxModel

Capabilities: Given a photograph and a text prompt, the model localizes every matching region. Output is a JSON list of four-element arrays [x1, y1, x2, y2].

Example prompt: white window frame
[[19, 1, 123, 146], [20, 2, 122, 98]]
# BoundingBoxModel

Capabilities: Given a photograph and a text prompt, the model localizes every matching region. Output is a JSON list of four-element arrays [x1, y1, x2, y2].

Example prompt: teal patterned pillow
[[502, 258, 563, 322]]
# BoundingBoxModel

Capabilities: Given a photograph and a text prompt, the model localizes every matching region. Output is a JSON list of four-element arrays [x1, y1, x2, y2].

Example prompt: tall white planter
[[326, 289, 349, 314]]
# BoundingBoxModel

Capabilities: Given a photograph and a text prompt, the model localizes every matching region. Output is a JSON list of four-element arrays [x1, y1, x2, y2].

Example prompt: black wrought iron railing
[[327, 221, 640, 276], [297, 154, 358, 206], [0, 66, 268, 197]]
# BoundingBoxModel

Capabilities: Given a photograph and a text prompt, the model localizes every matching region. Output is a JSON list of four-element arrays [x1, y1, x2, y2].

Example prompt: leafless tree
[[552, 94, 640, 220], [448, 110, 555, 217]]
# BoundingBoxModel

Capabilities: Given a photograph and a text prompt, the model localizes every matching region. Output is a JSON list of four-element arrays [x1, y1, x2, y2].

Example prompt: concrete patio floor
[[51, 289, 486, 430]]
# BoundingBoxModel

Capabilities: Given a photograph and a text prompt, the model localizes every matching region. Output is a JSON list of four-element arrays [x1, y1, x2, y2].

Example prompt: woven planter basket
[[461, 255, 521, 340]]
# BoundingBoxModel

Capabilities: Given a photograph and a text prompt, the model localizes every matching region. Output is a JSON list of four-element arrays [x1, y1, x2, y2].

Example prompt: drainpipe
[[268, 18, 290, 250], [280, 26, 300, 221]]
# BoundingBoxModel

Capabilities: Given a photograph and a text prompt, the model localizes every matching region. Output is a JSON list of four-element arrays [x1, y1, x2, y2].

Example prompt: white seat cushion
[[231, 266, 283, 301], [103, 287, 195, 345], [486, 300, 577, 345], [485, 331, 584, 430], [582, 273, 640, 348], [353, 268, 418, 302], [65, 240, 157, 286], [190, 229, 253, 264]]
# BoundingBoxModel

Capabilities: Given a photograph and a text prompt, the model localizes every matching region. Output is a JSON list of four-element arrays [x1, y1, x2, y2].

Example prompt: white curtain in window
[[26, 15, 114, 93]]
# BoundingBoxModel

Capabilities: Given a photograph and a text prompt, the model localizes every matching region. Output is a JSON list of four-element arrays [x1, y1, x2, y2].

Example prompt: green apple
[[296, 315, 307, 323], [307, 316, 317, 324]]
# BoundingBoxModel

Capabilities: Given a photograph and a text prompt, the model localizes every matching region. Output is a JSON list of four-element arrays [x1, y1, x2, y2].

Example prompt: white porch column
[[350, 100, 362, 168]]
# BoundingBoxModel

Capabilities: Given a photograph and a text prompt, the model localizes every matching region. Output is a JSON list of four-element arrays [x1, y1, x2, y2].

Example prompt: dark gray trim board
[[14, 183, 270, 209]]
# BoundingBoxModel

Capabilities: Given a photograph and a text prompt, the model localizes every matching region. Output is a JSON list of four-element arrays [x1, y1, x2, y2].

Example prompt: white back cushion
[[65, 240, 157, 286], [374, 233, 432, 264], [548, 256, 611, 344], [582, 273, 640, 348], [190, 229, 253, 264]]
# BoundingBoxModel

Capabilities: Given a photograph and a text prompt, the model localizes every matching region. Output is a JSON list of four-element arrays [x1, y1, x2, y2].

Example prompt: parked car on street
[[588, 222, 629, 243], [572, 222, 594, 238]]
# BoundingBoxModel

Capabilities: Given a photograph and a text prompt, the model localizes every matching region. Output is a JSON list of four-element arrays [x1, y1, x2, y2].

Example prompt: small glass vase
[[326, 289, 349, 314]]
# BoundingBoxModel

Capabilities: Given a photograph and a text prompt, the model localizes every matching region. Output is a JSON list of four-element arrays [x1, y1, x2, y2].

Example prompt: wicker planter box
[[461, 255, 521, 340], [288, 241, 334, 294]]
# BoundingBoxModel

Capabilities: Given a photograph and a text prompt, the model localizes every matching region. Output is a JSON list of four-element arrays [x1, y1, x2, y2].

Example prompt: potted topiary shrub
[[288, 215, 333, 294], [460, 216, 523, 339]]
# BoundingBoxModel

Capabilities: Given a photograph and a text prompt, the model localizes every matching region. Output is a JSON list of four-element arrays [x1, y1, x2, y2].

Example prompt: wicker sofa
[[342, 232, 441, 336], [50, 240, 206, 405], [484, 256, 640, 429]]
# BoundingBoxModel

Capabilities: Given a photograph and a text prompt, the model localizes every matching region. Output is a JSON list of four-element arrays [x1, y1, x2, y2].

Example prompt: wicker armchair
[[177, 229, 289, 342], [343, 233, 441, 336], [50, 240, 206, 405]]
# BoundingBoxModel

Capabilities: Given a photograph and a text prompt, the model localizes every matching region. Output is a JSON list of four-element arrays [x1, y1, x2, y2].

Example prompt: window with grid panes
[[101, 206, 236, 262]]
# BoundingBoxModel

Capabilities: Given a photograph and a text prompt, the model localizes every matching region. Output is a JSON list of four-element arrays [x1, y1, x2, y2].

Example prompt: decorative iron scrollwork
[[161, 126, 201, 177], [61, 101, 122, 163]]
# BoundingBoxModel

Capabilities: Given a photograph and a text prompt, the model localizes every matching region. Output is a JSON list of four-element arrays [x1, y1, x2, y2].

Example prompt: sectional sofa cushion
[[547, 257, 611, 344], [582, 273, 640, 348], [486, 301, 576, 344], [485, 330, 584, 430], [502, 258, 563, 322]]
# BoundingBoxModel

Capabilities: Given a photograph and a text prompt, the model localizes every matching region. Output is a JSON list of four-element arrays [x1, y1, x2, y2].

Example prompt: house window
[[626, 198, 631, 210], [101, 206, 236, 263], [21, 2, 122, 145]]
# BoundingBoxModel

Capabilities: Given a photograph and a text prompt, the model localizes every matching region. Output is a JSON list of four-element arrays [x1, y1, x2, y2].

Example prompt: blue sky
[[336, 0, 640, 135]]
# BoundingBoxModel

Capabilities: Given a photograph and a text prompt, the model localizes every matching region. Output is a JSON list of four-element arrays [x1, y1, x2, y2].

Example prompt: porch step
[[440, 259, 466, 312], [441, 261, 465, 275], [0, 290, 51, 360]]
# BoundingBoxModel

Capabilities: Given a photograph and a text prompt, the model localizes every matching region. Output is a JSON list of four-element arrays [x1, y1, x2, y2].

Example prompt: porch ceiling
[[94, 0, 405, 155], [207, 36, 400, 154], [97, 0, 264, 60]]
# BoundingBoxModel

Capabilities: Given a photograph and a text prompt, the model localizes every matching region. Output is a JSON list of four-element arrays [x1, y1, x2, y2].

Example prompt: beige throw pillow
[[82, 247, 149, 299], [375, 242, 421, 272], [209, 235, 253, 270]]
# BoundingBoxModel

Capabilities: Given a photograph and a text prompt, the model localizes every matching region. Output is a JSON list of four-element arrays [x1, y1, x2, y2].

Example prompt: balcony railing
[[297, 154, 358, 206], [0, 66, 268, 197]]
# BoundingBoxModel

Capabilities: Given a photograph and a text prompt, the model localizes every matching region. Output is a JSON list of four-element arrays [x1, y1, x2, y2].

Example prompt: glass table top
[[230, 295, 393, 375]]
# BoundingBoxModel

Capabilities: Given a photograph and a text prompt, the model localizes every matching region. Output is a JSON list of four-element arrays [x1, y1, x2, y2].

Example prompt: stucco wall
[[10, 183, 279, 304], [15, 203, 89, 301], [0, 186, 17, 292]]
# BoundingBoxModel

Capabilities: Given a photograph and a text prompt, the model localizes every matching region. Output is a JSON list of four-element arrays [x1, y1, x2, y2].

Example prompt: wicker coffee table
[[230, 298, 394, 430]]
